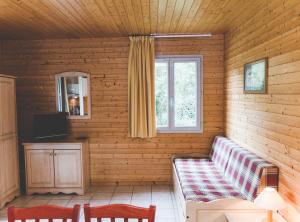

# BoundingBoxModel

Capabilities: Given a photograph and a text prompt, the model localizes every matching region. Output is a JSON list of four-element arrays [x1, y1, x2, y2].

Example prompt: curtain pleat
[[128, 36, 156, 138]]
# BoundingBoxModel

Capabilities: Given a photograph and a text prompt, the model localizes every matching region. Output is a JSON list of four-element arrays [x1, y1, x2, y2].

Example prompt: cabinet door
[[0, 78, 16, 136], [54, 150, 82, 188], [26, 149, 54, 188], [0, 136, 19, 196]]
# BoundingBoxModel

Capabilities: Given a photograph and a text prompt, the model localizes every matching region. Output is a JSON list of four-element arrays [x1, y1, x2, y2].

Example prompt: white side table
[[225, 212, 286, 222]]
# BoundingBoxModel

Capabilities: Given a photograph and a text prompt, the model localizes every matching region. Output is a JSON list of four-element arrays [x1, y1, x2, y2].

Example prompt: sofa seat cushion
[[174, 158, 211, 174], [174, 158, 243, 202]]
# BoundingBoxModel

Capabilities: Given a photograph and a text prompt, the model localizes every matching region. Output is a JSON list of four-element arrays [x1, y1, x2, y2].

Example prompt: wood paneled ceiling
[[0, 0, 268, 40]]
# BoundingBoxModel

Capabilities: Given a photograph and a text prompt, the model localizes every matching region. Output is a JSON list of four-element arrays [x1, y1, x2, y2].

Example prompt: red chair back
[[7, 205, 81, 222], [84, 204, 156, 222]]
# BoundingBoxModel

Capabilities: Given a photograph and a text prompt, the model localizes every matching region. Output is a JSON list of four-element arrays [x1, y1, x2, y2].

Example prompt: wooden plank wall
[[225, 0, 300, 221], [0, 35, 224, 185]]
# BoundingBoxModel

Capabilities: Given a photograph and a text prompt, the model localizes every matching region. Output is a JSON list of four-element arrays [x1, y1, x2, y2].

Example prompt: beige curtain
[[128, 36, 156, 138]]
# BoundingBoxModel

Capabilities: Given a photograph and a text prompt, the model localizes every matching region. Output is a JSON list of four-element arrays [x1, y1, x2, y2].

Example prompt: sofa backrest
[[224, 147, 279, 201], [210, 136, 242, 173]]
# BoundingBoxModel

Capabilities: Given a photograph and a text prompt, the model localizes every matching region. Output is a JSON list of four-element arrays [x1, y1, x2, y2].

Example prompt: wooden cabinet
[[24, 140, 89, 195], [0, 75, 20, 209]]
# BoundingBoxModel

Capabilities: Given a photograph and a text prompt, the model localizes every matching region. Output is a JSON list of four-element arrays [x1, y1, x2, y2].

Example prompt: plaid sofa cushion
[[209, 136, 242, 174], [224, 148, 279, 201], [174, 158, 211, 174], [174, 158, 242, 202]]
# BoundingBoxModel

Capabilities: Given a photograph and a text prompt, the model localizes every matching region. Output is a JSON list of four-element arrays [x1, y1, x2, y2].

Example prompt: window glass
[[155, 62, 169, 128], [174, 62, 197, 127]]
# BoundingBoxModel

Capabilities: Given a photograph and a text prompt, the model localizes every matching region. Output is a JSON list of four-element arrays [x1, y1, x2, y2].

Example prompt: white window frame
[[155, 55, 203, 133]]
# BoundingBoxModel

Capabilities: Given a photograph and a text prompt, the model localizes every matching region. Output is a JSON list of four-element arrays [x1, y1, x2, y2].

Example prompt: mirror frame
[[55, 71, 91, 119]]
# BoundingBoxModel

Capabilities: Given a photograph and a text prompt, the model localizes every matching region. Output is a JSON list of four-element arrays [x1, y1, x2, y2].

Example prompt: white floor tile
[[92, 192, 113, 200], [156, 217, 177, 222], [152, 185, 171, 192], [133, 186, 152, 192], [94, 186, 116, 193], [152, 192, 173, 201], [50, 194, 73, 200], [130, 199, 152, 208], [111, 192, 132, 201], [0, 209, 7, 219], [25, 199, 50, 207], [15, 196, 34, 202], [132, 192, 151, 201], [156, 208, 177, 219], [6, 199, 30, 207], [48, 199, 70, 207], [109, 199, 131, 204], [32, 194, 54, 200], [115, 186, 134, 193], [66, 199, 90, 207], [71, 193, 94, 200], [151, 199, 174, 209], [89, 199, 110, 206]]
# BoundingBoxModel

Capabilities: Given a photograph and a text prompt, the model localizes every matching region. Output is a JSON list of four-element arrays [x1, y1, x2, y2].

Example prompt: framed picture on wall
[[244, 58, 267, 94]]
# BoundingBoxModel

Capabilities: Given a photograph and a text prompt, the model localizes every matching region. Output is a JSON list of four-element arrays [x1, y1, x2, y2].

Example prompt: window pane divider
[[169, 59, 175, 131]]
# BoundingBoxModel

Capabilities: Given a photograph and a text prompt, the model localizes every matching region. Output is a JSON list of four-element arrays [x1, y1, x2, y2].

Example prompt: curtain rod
[[149, 33, 212, 38]]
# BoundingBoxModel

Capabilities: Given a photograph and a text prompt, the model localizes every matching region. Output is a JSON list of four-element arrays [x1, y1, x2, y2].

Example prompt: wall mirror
[[55, 72, 91, 119]]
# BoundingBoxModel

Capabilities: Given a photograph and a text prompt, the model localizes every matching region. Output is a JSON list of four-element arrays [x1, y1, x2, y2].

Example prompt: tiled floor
[[0, 185, 178, 222]]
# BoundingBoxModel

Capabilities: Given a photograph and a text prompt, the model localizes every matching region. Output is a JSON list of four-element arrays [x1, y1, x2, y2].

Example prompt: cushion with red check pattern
[[174, 158, 243, 202]]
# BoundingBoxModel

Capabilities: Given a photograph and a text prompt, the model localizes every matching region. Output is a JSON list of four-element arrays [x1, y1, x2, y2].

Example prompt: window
[[155, 56, 202, 133]]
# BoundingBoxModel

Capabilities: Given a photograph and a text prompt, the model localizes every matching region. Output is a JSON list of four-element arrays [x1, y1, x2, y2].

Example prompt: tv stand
[[23, 138, 89, 195]]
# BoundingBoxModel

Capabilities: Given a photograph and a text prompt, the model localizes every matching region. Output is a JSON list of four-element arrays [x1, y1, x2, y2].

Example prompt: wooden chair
[[7, 205, 81, 222], [84, 204, 156, 222]]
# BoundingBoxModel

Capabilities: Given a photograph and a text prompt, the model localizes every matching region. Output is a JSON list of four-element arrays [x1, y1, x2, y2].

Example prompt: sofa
[[172, 136, 279, 222]]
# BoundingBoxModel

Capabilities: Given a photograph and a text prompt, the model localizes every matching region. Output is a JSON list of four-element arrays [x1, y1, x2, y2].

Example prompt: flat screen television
[[33, 112, 69, 140]]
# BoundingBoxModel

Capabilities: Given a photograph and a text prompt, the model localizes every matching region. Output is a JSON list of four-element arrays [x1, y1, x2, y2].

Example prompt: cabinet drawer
[[51, 144, 81, 150], [24, 144, 51, 150], [24, 143, 81, 150]]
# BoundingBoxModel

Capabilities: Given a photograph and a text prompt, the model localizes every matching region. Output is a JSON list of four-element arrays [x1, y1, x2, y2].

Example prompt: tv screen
[[33, 113, 69, 140]]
